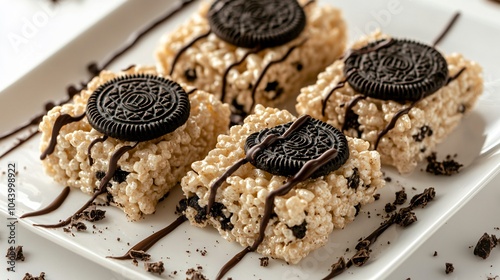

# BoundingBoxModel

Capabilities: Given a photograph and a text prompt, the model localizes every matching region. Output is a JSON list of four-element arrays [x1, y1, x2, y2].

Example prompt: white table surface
[[1, 0, 499, 279]]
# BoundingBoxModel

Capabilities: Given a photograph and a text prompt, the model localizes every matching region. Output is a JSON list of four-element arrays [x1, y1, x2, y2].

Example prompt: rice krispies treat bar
[[181, 105, 385, 264], [156, 0, 346, 114], [296, 31, 483, 174], [39, 66, 230, 221]]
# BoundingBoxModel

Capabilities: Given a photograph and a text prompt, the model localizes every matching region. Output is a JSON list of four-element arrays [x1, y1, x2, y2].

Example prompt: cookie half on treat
[[180, 105, 384, 264], [39, 66, 230, 221], [296, 31, 483, 174], [156, 0, 346, 119]]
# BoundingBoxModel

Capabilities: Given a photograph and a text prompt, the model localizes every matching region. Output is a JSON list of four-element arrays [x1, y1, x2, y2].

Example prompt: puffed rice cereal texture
[[181, 105, 385, 264], [39, 66, 230, 221], [156, 0, 346, 114], [296, 31, 483, 174]]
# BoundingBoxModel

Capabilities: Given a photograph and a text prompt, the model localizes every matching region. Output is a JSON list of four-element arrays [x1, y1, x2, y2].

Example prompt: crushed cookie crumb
[[445, 262, 454, 274], [144, 261, 164, 275], [259, 257, 270, 267]]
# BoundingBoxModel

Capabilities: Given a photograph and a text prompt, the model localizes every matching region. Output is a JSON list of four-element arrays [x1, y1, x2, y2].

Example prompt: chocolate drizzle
[[40, 112, 86, 160], [220, 47, 262, 102], [0, 130, 39, 159], [341, 95, 366, 137], [322, 80, 347, 116], [34, 142, 138, 228], [249, 38, 308, 111], [20, 186, 71, 218], [169, 29, 212, 76], [321, 39, 395, 117], [207, 115, 312, 212], [108, 215, 187, 260], [322, 188, 436, 279], [374, 103, 416, 150], [217, 147, 338, 280], [88, 135, 108, 166], [373, 67, 466, 150], [446, 67, 466, 86], [89, 0, 198, 74], [432, 12, 461, 47]]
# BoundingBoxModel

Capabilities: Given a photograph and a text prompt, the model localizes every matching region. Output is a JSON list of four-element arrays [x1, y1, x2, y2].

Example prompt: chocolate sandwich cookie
[[344, 39, 449, 102], [245, 116, 349, 178], [86, 74, 190, 142], [208, 0, 306, 49]]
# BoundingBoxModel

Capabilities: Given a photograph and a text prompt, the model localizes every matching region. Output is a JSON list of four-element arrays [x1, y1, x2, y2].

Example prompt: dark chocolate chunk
[[112, 168, 129, 183], [259, 257, 270, 267], [445, 262, 454, 274], [208, 0, 306, 49], [425, 152, 463, 176], [5, 245, 25, 261], [211, 201, 234, 231], [410, 187, 435, 208], [354, 203, 362, 216], [347, 167, 361, 189], [71, 221, 87, 231], [184, 68, 197, 82], [395, 210, 417, 227], [22, 272, 46, 280], [351, 248, 370, 267], [182, 195, 234, 230], [78, 205, 106, 222], [245, 117, 349, 178], [288, 220, 307, 239], [394, 190, 407, 205], [129, 249, 151, 261], [86, 74, 190, 142], [412, 125, 433, 142], [344, 39, 449, 102], [144, 261, 165, 275], [474, 233, 498, 259], [96, 171, 106, 180], [385, 203, 396, 213]]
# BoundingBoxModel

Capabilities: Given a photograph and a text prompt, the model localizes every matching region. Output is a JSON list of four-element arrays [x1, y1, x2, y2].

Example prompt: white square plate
[[1, 0, 499, 279]]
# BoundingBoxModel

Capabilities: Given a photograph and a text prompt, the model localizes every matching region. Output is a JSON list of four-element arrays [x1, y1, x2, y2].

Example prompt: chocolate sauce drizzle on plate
[[322, 188, 436, 279], [108, 215, 187, 260], [20, 186, 71, 219], [0, 0, 197, 160]]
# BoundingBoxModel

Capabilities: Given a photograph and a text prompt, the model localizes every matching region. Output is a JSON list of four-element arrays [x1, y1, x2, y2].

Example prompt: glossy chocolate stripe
[[169, 29, 212, 76], [20, 186, 71, 219], [34, 142, 138, 228], [249, 38, 308, 111], [432, 12, 461, 47], [88, 135, 108, 166], [40, 112, 86, 160], [108, 215, 187, 260]]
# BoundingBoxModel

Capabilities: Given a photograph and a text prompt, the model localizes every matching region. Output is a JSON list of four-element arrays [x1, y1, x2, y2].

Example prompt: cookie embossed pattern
[[0, 0, 500, 280]]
